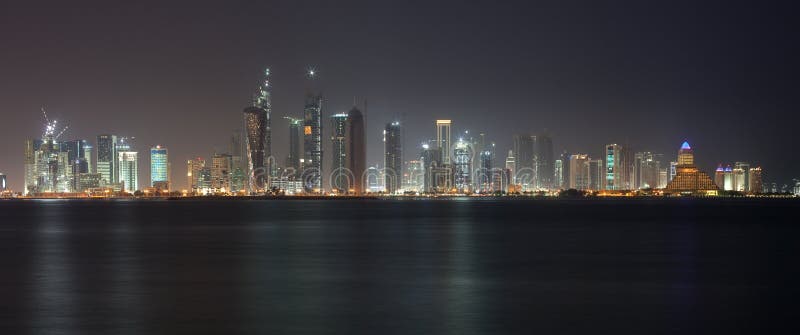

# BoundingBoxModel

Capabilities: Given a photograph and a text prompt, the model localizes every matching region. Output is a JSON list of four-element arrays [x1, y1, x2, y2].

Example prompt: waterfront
[[0, 199, 797, 334]]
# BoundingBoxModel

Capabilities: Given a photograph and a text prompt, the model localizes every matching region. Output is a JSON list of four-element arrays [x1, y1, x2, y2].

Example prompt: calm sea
[[0, 198, 797, 334]]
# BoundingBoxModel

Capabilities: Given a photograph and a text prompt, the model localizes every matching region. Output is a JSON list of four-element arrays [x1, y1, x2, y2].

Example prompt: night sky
[[1, 0, 797, 191]]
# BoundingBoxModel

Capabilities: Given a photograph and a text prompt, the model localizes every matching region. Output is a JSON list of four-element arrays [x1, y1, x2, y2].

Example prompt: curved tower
[[243, 68, 272, 193]]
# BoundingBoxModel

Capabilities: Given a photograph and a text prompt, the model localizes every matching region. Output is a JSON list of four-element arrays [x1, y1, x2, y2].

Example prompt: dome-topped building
[[664, 141, 718, 196]]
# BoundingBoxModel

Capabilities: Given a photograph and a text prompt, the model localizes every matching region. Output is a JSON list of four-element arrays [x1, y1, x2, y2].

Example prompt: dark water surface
[[0, 198, 797, 334]]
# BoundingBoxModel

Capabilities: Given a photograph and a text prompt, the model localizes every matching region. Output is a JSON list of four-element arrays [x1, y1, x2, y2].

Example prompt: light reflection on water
[[0, 199, 796, 334]]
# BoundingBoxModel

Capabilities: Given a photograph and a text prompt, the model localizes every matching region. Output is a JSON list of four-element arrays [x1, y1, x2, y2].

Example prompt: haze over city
[[1, 1, 798, 191]]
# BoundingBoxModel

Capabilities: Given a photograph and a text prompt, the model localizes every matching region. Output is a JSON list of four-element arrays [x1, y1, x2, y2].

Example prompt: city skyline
[[1, 1, 798, 191]]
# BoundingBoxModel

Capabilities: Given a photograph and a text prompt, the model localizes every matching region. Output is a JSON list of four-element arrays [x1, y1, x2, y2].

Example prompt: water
[[0, 198, 797, 334]]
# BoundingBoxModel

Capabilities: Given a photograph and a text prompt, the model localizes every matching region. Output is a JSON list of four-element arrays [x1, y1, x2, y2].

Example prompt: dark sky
[[1, 0, 798, 191]]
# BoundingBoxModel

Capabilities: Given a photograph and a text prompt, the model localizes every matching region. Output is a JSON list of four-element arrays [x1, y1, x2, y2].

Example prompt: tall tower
[[384, 122, 402, 194], [96, 134, 117, 186], [330, 113, 349, 193], [150, 145, 169, 189], [605, 144, 622, 190], [513, 135, 535, 190], [284, 117, 303, 175], [436, 120, 452, 165], [243, 68, 272, 193], [347, 107, 366, 194], [534, 134, 554, 189], [303, 69, 323, 193], [117, 138, 138, 192]]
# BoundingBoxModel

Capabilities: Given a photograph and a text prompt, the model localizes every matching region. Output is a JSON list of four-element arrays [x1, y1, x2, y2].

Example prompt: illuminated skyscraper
[[714, 164, 725, 189], [0, 173, 6, 191], [436, 120, 452, 165], [243, 69, 272, 193], [568, 154, 589, 190], [346, 107, 366, 194], [330, 113, 349, 193], [187, 157, 205, 193], [634, 152, 662, 189], [117, 138, 138, 192], [453, 137, 473, 193], [723, 165, 733, 190], [534, 134, 554, 189], [749, 167, 763, 193], [303, 92, 323, 193], [284, 117, 303, 175], [605, 144, 622, 190], [513, 135, 535, 190], [384, 122, 402, 193], [96, 134, 117, 186], [212, 153, 233, 192], [150, 145, 169, 189], [734, 162, 751, 192], [554, 159, 563, 190], [24, 139, 41, 195], [505, 150, 516, 185], [587, 159, 604, 190]]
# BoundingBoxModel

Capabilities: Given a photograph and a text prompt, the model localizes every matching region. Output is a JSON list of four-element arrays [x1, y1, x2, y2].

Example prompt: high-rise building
[[477, 144, 494, 193], [117, 138, 138, 192], [384, 122, 402, 193], [244, 106, 269, 192], [150, 145, 169, 190], [723, 165, 733, 190], [604, 144, 623, 190], [554, 159, 563, 190], [749, 166, 763, 194], [664, 142, 718, 195], [187, 157, 205, 193], [453, 137, 473, 193], [534, 134, 554, 189], [284, 117, 303, 175], [96, 134, 117, 186], [303, 91, 323, 193], [26, 114, 70, 193], [714, 164, 725, 189], [634, 152, 662, 189], [330, 113, 349, 193], [568, 154, 589, 190], [420, 143, 443, 193], [24, 139, 42, 195], [734, 162, 751, 192], [513, 135, 535, 190], [211, 153, 233, 192], [0, 173, 6, 191], [347, 107, 366, 194], [435, 120, 452, 166], [505, 150, 516, 185], [587, 159, 604, 191], [229, 130, 246, 192]]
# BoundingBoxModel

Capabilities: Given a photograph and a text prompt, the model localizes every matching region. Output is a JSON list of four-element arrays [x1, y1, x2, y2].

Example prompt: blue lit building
[[150, 145, 169, 189]]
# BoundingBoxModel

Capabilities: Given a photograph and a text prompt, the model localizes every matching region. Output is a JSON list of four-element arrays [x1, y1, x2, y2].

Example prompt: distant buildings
[[534, 134, 554, 189], [513, 135, 534, 190], [96, 134, 117, 187], [634, 152, 662, 189], [187, 157, 205, 193]]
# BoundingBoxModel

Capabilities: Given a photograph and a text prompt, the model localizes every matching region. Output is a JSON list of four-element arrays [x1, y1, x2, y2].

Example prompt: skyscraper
[[96, 134, 117, 186], [749, 167, 763, 193], [605, 144, 622, 190], [303, 92, 323, 193], [284, 117, 303, 175], [587, 159, 604, 190], [346, 107, 366, 194], [436, 120, 452, 165], [117, 138, 138, 192], [453, 137, 473, 193], [714, 164, 725, 189], [534, 134, 554, 189], [505, 150, 516, 184], [187, 157, 205, 193], [568, 154, 589, 190], [243, 69, 272, 193], [150, 145, 169, 189], [554, 159, 563, 190], [634, 152, 662, 189], [734, 162, 751, 192], [0, 173, 6, 192], [211, 153, 232, 192], [384, 122, 402, 194], [513, 135, 535, 190], [330, 113, 349, 193]]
